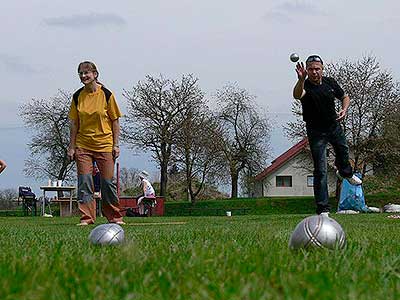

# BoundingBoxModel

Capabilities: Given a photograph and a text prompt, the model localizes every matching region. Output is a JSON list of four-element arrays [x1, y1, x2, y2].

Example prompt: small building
[[254, 139, 336, 197]]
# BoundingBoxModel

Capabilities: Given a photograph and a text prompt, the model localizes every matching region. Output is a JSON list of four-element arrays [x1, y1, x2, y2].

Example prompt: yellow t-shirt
[[69, 84, 122, 152]]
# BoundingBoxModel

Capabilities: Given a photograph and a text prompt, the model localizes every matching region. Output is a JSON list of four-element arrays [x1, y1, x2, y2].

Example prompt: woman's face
[[78, 66, 97, 85]]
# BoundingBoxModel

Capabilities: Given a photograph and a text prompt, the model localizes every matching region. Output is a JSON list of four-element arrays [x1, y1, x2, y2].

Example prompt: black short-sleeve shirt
[[300, 76, 345, 130]]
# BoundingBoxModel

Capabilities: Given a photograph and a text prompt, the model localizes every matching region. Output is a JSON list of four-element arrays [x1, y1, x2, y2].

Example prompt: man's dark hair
[[306, 55, 323, 65]]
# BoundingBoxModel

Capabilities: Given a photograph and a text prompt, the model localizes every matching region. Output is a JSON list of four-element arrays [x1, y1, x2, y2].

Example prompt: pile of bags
[[337, 173, 380, 214], [382, 204, 400, 213]]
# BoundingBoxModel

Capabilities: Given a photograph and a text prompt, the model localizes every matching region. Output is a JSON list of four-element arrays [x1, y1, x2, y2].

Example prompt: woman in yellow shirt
[[68, 61, 124, 226]]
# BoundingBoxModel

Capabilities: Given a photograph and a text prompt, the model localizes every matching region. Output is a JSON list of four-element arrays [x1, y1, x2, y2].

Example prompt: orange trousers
[[75, 148, 123, 224]]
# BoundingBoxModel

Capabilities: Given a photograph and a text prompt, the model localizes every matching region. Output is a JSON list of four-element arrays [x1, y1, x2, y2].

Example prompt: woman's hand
[[112, 145, 120, 160], [67, 147, 75, 161]]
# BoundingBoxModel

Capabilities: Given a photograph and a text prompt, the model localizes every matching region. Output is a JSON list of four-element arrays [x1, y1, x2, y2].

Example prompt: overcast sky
[[1, 0, 399, 193]]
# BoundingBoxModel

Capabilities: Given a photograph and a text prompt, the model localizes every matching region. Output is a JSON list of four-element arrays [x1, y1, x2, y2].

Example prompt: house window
[[276, 176, 292, 187], [307, 175, 314, 187]]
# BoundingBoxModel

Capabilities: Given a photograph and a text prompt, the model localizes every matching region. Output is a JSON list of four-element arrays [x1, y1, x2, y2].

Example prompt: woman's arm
[[112, 118, 120, 159], [68, 119, 79, 161]]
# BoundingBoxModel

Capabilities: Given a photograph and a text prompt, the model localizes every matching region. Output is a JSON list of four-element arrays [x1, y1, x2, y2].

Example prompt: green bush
[[165, 197, 320, 216], [164, 192, 400, 216]]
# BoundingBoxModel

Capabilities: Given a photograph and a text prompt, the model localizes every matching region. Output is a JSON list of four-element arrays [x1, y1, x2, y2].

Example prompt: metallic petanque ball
[[290, 53, 300, 62], [289, 215, 346, 250], [89, 223, 125, 246]]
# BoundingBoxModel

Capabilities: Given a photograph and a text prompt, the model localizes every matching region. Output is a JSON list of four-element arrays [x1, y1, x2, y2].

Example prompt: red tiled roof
[[255, 138, 309, 181]]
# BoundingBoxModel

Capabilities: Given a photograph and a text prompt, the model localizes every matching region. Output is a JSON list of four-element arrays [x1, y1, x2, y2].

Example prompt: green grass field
[[1, 214, 399, 300]]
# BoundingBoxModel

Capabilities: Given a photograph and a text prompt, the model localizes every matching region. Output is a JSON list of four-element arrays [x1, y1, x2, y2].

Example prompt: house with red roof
[[254, 138, 336, 197]]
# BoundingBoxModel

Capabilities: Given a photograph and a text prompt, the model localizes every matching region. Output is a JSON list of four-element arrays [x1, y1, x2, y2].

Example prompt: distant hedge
[[164, 197, 317, 216], [164, 194, 399, 216]]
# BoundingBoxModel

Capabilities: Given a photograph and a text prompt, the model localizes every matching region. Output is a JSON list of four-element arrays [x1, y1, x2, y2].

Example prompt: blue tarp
[[338, 173, 369, 212]]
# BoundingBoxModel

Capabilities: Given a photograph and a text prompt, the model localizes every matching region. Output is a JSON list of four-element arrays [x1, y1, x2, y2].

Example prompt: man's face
[[306, 62, 323, 84]]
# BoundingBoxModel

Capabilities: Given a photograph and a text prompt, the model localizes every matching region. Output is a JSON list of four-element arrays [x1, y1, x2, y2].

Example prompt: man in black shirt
[[293, 54, 362, 215]]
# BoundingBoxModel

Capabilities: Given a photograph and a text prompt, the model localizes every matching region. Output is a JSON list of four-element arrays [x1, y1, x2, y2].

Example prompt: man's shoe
[[336, 171, 362, 185], [347, 174, 362, 185]]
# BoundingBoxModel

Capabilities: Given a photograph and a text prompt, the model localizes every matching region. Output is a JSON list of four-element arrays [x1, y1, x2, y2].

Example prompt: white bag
[[367, 206, 381, 213], [337, 210, 360, 214], [383, 204, 400, 213]]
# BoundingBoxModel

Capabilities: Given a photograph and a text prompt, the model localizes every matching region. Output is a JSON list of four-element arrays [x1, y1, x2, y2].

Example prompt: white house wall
[[259, 155, 336, 197]]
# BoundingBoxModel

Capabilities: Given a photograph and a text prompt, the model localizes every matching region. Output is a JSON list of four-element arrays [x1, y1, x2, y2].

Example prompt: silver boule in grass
[[89, 223, 125, 246], [289, 215, 346, 250]]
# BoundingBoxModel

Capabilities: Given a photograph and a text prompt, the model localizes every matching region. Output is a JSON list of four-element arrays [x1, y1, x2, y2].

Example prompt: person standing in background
[[68, 61, 125, 226], [292, 54, 362, 215]]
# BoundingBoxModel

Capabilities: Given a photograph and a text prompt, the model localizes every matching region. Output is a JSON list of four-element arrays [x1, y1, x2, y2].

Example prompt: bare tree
[[122, 74, 204, 196], [173, 106, 226, 203], [327, 56, 400, 174], [284, 55, 400, 176], [284, 100, 307, 141], [19, 90, 75, 182], [119, 167, 140, 193], [0, 188, 18, 210], [376, 104, 400, 175], [215, 84, 271, 198]]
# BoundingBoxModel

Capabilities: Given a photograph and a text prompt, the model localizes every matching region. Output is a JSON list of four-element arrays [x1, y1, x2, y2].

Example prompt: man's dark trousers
[[307, 123, 353, 214]]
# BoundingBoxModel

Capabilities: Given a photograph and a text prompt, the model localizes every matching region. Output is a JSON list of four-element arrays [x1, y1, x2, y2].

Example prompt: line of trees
[[122, 75, 271, 201], [19, 76, 271, 202], [0, 188, 18, 210]]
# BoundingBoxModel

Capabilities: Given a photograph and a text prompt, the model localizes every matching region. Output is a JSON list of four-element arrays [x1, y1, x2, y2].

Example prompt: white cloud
[[276, 1, 327, 16], [263, 1, 327, 23], [43, 13, 126, 28], [0, 54, 37, 74], [263, 11, 293, 24]]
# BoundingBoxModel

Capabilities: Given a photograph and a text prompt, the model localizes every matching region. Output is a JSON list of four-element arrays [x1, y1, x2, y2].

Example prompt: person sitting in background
[[0, 160, 7, 174], [93, 162, 101, 199], [137, 170, 156, 217]]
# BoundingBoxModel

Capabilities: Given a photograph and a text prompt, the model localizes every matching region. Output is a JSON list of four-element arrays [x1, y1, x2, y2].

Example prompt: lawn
[[0, 214, 399, 300]]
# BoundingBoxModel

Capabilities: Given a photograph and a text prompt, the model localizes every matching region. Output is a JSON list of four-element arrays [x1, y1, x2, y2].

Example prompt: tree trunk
[[231, 171, 239, 198], [186, 174, 192, 203], [159, 142, 171, 197], [185, 156, 192, 202], [160, 160, 168, 197]]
